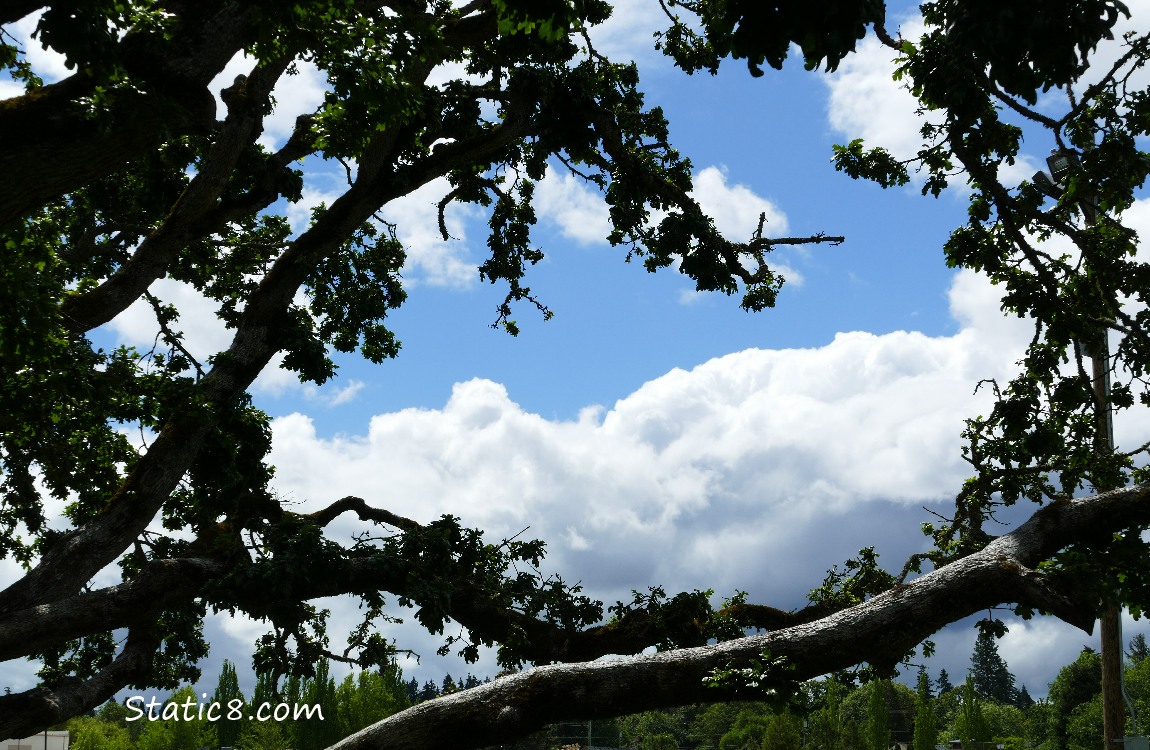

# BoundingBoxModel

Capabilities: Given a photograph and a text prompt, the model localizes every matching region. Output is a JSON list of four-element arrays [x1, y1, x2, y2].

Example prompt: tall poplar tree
[[213, 659, 245, 748], [955, 676, 992, 749], [296, 659, 342, 750], [867, 681, 892, 750]]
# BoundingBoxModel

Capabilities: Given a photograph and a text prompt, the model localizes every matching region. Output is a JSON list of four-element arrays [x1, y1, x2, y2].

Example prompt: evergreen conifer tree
[[296, 659, 341, 750], [971, 630, 1018, 704], [441, 674, 457, 694], [336, 664, 409, 737], [916, 665, 934, 701], [937, 670, 954, 694], [250, 670, 277, 715], [1129, 634, 1149, 664]]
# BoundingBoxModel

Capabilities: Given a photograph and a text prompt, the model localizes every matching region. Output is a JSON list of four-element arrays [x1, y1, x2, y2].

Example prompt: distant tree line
[[608, 632, 1150, 750], [52, 633, 1150, 750], [64, 659, 410, 750], [403, 672, 489, 704]]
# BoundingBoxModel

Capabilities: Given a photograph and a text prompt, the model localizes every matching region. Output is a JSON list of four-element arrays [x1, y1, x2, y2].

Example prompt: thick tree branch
[[0, 558, 223, 662], [0, 626, 162, 739], [2, 476, 1144, 740], [0, 0, 43, 25], [330, 483, 1148, 750], [0, 411, 217, 616], [59, 57, 292, 332], [0, 1, 257, 227], [304, 496, 421, 532]]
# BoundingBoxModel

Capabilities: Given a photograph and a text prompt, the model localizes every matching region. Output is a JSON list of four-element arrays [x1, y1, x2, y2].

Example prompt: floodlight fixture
[[1032, 170, 1063, 199], [1047, 149, 1080, 185]]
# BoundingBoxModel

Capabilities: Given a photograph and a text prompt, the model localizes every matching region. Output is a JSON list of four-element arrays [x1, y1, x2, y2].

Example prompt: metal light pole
[[1036, 149, 1136, 750]]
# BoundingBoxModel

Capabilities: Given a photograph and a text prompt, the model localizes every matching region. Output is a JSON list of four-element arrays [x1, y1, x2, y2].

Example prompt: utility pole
[[1037, 149, 1128, 750], [1088, 314, 1125, 750]]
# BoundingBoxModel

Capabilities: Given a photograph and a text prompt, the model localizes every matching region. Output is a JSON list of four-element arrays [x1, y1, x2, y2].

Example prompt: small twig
[[143, 291, 205, 380], [747, 233, 845, 253]]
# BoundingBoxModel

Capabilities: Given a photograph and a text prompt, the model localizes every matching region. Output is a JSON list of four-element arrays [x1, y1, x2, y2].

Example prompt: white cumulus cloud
[[264, 267, 1041, 614], [693, 165, 789, 240], [248, 261, 1150, 686], [535, 168, 613, 245]]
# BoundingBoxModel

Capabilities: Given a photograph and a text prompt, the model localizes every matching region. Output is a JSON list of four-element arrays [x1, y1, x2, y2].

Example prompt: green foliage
[[866, 680, 892, 750], [491, 0, 611, 43], [68, 716, 134, 750], [1049, 648, 1103, 748], [996, 736, 1027, 750], [335, 663, 410, 736], [807, 547, 895, 611], [759, 710, 803, 750], [689, 702, 755, 748], [134, 686, 214, 750], [236, 719, 293, 750], [704, 651, 801, 708], [609, 586, 728, 652], [718, 709, 774, 750], [842, 678, 917, 746], [1129, 633, 1149, 664], [621, 710, 687, 750], [806, 679, 846, 750], [915, 0, 1129, 105], [1023, 699, 1056, 750], [657, 0, 886, 76], [914, 668, 938, 750], [831, 140, 910, 188], [641, 733, 680, 750], [805, 0, 1150, 602], [932, 688, 962, 741], [980, 701, 1026, 742], [294, 658, 342, 750], [955, 676, 993, 748], [1064, 694, 1104, 750], [1121, 653, 1150, 738]]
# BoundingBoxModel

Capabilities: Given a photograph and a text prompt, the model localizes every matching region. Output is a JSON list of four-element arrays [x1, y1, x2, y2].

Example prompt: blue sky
[[4, 0, 1150, 704]]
